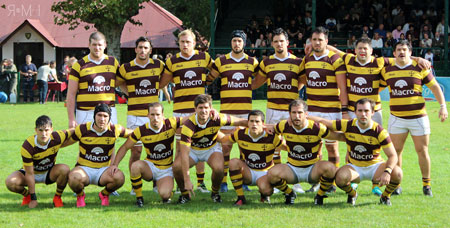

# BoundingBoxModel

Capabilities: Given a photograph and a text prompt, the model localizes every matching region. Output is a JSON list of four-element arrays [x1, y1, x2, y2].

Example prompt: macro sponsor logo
[[350, 151, 373, 160], [354, 77, 367, 86], [154, 144, 166, 152], [274, 73, 286, 82], [91, 147, 104, 155], [354, 145, 366, 153], [135, 79, 156, 95], [85, 154, 109, 162], [232, 73, 244, 81], [88, 76, 110, 92], [140, 80, 152, 88], [93, 76, 106, 84], [350, 77, 372, 94], [248, 153, 260, 162], [392, 79, 414, 96], [289, 151, 312, 160], [293, 145, 305, 153], [184, 70, 196, 79], [394, 80, 408, 88], [149, 151, 172, 159], [270, 73, 291, 90], [308, 71, 320, 80], [39, 158, 51, 165]]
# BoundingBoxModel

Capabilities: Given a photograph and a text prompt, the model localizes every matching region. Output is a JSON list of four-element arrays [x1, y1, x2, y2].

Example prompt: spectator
[[261, 16, 273, 35], [372, 33, 383, 56], [391, 5, 402, 16], [410, 8, 423, 19], [365, 7, 378, 26], [255, 33, 265, 48], [407, 33, 419, 48], [420, 25, 434, 40], [287, 19, 300, 42], [384, 31, 395, 56], [325, 16, 337, 33], [19, 55, 37, 103], [295, 15, 305, 33], [406, 25, 419, 42], [392, 10, 405, 27], [425, 7, 438, 23], [372, 0, 383, 12], [36, 62, 54, 104], [361, 25, 372, 38], [1, 59, 17, 96], [423, 49, 434, 75], [248, 43, 257, 57], [380, 9, 393, 30], [273, 15, 284, 29], [304, 11, 312, 35], [293, 32, 305, 56], [420, 33, 433, 56], [392, 25, 403, 40], [347, 35, 356, 49], [436, 18, 448, 37], [374, 23, 387, 38], [432, 31, 444, 58], [339, 13, 352, 33], [397, 33, 406, 43]]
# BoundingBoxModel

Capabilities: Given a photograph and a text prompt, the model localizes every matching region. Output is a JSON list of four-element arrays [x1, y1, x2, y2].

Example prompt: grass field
[[0, 100, 449, 228]]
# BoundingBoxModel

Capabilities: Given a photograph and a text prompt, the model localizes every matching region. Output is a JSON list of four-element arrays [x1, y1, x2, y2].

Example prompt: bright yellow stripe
[[265, 63, 301, 72], [307, 100, 341, 108], [221, 90, 252, 98], [389, 96, 425, 104], [219, 63, 255, 71], [306, 61, 334, 70], [77, 158, 109, 168], [326, 75, 336, 83], [345, 133, 381, 145], [77, 94, 115, 102], [128, 110, 148, 116], [174, 87, 205, 97], [391, 109, 427, 117], [283, 133, 322, 143], [267, 91, 298, 99], [69, 76, 79, 82], [306, 88, 339, 95], [128, 96, 158, 105], [79, 65, 117, 76], [267, 102, 289, 110], [173, 101, 195, 111], [221, 103, 252, 111]]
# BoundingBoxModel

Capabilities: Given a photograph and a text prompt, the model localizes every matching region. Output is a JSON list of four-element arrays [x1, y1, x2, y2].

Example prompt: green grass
[[0, 100, 449, 227]]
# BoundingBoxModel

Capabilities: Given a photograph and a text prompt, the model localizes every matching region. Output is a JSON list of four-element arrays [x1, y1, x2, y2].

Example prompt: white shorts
[[287, 163, 316, 184], [221, 114, 248, 130], [249, 169, 268, 185], [79, 166, 109, 186], [347, 162, 382, 182], [266, 108, 290, 124], [19, 168, 53, 185], [388, 114, 430, 136], [308, 111, 342, 142], [76, 107, 118, 125], [174, 112, 193, 140], [143, 160, 173, 181], [348, 110, 383, 126], [190, 143, 222, 163]]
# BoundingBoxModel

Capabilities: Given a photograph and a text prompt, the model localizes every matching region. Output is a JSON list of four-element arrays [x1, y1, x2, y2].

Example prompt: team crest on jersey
[[39, 158, 51, 165], [248, 153, 260, 161], [154, 144, 166, 152], [354, 77, 367, 86], [274, 73, 286, 82], [394, 80, 408, 88], [293, 145, 305, 153], [92, 147, 104, 155], [198, 137, 209, 143], [354, 145, 367, 153], [308, 71, 320, 79], [232, 73, 244, 81], [140, 80, 152, 88], [93, 76, 106, 84], [184, 70, 196, 79]]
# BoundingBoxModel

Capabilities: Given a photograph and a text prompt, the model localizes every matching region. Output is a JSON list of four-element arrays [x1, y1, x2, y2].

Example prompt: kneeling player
[[112, 103, 187, 206], [66, 104, 132, 207], [5, 115, 73, 208], [267, 99, 344, 205], [311, 98, 403, 206], [219, 110, 282, 205]]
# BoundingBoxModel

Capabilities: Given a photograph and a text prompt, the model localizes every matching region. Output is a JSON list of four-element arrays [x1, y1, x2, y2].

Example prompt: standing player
[[310, 98, 403, 206], [209, 30, 259, 192], [172, 94, 248, 203], [299, 27, 348, 192], [65, 104, 132, 207], [66, 32, 120, 128], [267, 100, 343, 205], [160, 29, 213, 193], [252, 28, 304, 193], [117, 37, 166, 191], [5, 115, 73, 208], [381, 40, 447, 196], [219, 110, 282, 205]]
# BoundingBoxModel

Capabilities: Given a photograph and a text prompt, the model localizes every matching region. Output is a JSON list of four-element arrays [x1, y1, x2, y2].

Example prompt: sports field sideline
[[0, 100, 448, 227]]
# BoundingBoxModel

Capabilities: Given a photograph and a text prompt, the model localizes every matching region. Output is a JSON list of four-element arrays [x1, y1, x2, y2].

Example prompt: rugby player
[[310, 98, 403, 206], [66, 32, 120, 128], [381, 40, 447, 196], [209, 30, 259, 193], [5, 115, 73, 208], [65, 104, 132, 207], [172, 94, 248, 203], [252, 28, 305, 194], [219, 110, 282, 205], [160, 29, 213, 193], [267, 99, 344, 205]]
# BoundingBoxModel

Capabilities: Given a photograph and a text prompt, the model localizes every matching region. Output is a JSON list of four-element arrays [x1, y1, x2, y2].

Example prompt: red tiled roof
[[0, 0, 183, 48]]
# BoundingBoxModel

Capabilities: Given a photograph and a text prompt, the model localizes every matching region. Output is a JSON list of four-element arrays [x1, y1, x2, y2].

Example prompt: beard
[[232, 48, 243, 54]]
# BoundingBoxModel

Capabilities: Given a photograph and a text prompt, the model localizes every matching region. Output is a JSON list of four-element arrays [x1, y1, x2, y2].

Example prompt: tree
[[51, 0, 150, 62]]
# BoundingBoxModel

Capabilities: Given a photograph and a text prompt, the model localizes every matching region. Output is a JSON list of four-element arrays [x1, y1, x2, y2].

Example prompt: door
[[14, 42, 44, 71]]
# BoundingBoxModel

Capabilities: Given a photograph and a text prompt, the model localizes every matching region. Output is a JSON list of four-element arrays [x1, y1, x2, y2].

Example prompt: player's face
[[195, 102, 211, 122], [94, 112, 110, 130], [272, 34, 288, 54], [148, 106, 164, 129], [290, 105, 307, 128], [135, 41, 152, 61], [355, 42, 373, 63], [393, 44, 412, 62], [248, 115, 264, 134], [35, 125, 53, 145], [231, 37, 244, 54], [355, 102, 374, 125], [179, 35, 195, 56], [311, 33, 328, 53], [89, 39, 106, 59]]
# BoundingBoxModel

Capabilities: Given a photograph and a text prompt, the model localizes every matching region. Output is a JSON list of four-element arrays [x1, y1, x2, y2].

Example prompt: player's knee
[[392, 166, 403, 182], [68, 171, 82, 184], [335, 171, 349, 187], [321, 162, 337, 177], [5, 176, 19, 190], [113, 171, 125, 185], [159, 189, 172, 200], [211, 164, 223, 174], [259, 186, 272, 196], [228, 158, 240, 170], [57, 164, 70, 176]]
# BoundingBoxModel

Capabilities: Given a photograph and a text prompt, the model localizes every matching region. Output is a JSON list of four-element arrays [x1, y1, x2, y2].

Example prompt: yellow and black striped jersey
[[275, 119, 329, 167], [212, 53, 259, 114], [258, 54, 303, 111], [69, 55, 120, 110], [129, 117, 181, 169], [72, 122, 128, 168], [381, 60, 437, 119], [165, 50, 213, 113], [229, 128, 281, 171], [333, 119, 391, 167], [300, 50, 346, 113], [117, 59, 165, 116], [180, 114, 233, 150], [21, 130, 70, 174]]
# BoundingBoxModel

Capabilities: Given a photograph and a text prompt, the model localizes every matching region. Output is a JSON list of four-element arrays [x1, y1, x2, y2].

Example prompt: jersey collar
[[229, 52, 246, 62], [355, 120, 373, 133], [355, 56, 373, 66], [247, 129, 266, 142], [90, 122, 109, 136], [134, 59, 151, 68], [195, 114, 210, 129], [312, 49, 329, 60], [148, 122, 163, 133], [34, 135, 51, 150], [273, 53, 290, 62], [395, 60, 412, 69], [88, 54, 106, 65]]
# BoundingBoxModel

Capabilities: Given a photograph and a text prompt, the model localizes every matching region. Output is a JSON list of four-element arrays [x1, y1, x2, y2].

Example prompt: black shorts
[[18, 165, 55, 185]]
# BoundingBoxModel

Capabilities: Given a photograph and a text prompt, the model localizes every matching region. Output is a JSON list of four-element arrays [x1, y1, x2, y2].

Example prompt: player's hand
[[210, 108, 220, 121], [28, 200, 38, 208], [378, 172, 391, 187], [184, 179, 195, 198], [265, 125, 275, 134], [109, 165, 119, 176], [417, 58, 431, 70], [304, 43, 312, 55], [342, 112, 350, 120], [69, 120, 77, 129], [439, 106, 448, 122]]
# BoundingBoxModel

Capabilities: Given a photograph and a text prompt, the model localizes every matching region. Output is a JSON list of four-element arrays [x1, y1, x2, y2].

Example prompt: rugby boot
[[136, 197, 144, 207], [379, 196, 392, 206], [76, 193, 86, 208], [234, 197, 246, 206], [197, 183, 210, 193], [372, 186, 382, 196], [285, 191, 297, 205], [392, 186, 402, 195], [293, 183, 305, 194], [423, 186, 433, 197], [347, 192, 358, 206], [99, 192, 110, 206], [211, 193, 222, 203], [21, 194, 31, 206], [53, 195, 64, 207], [260, 194, 271, 204], [314, 194, 328, 205], [177, 195, 190, 204], [306, 183, 320, 193]]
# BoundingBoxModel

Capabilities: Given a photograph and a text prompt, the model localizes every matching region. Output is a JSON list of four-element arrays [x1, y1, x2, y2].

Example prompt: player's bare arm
[[251, 73, 267, 90], [24, 165, 37, 208], [179, 143, 194, 196], [429, 82, 448, 122], [377, 144, 398, 186], [159, 72, 173, 88], [110, 138, 135, 175], [66, 79, 79, 128]]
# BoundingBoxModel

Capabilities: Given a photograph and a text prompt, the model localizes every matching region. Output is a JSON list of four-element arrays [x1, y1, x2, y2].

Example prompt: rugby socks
[[317, 176, 334, 196], [55, 185, 65, 196], [20, 188, 29, 196], [196, 172, 205, 186], [273, 179, 293, 195], [341, 184, 356, 197], [181, 190, 190, 198], [101, 187, 114, 196], [422, 177, 431, 187], [131, 175, 143, 198], [230, 170, 244, 197], [382, 181, 400, 198], [273, 150, 281, 164], [222, 155, 230, 184], [211, 185, 219, 194]]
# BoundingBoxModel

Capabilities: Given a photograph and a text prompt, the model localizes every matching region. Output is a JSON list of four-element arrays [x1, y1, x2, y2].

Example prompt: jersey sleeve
[[273, 134, 282, 148], [180, 120, 195, 147], [205, 52, 213, 70], [115, 124, 128, 138], [20, 139, 34, 167], [72, 125, 82, 141], [378, 128, 393, 149], [117, 64, 127, 82], [68, 62, 81, 82], [318, 123, 331, 139], [221, 114, 234, 127], [258, 59, 267, 77], [274, 121, 285, 135], [252, 57, 260, 75], [130, 126, 142, 143], [332, 54, 346, 75], [164, 58, 174, 76], [421, 69, 437, 87], [211, 57, 220, 73], [229, 128, 240, 143], [332, 119, 348, 132], [299, 58, 306, 79]]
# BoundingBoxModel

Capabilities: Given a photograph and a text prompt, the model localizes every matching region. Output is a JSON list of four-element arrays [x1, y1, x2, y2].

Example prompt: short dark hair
[[135, 36, 152, 48], [194, 94, 212, 107], [355, 98, 375, 111], [89, 31, 106, 44], [272, 28, 288, 41], [248, 109, 265, 122], [35, 115, 52, 128], [394, 39, 412, 51], [312, 26, 329, 39], [148, 102, 164, 113], [289, 99, 308, 112], [355, 37, 372, 47]]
